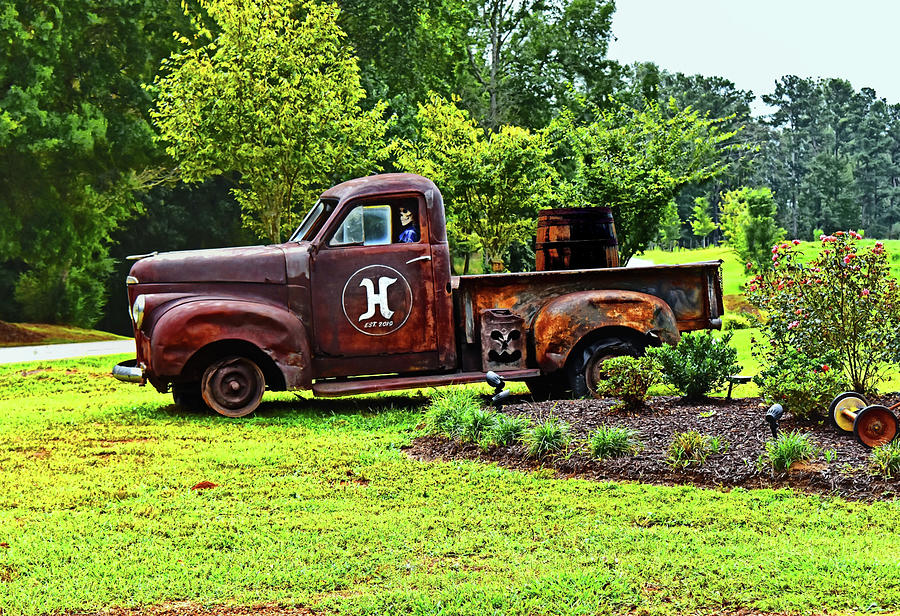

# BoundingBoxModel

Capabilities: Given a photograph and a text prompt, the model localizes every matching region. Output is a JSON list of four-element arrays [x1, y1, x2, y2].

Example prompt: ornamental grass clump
[[487, 414, 531, 447], [594, 355, 662, 411], [460, 407, 499, 444], [589, 426, 643, 460], [763, 430, 818, 472], [525, 417, 571, 459], [666, 431, 723, 469], [646, 331, 740, 400], [869, 441, 900, 479], [424, 388, 481, 438], [746, 232, 900, 395]]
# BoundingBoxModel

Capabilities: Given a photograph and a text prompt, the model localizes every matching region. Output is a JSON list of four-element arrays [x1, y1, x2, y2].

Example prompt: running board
[[311, 368, 541, 397]]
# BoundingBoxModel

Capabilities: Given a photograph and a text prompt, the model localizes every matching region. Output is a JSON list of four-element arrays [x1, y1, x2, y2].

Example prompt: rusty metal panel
[[480, 309, 526, 372]]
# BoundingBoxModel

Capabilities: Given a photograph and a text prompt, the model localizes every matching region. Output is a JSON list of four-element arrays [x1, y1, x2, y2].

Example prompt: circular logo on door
[[342, 265, 413, 336]]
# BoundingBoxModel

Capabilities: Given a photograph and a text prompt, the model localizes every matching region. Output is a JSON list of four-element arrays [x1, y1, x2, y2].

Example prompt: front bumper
[[113, 359, 145, 384]]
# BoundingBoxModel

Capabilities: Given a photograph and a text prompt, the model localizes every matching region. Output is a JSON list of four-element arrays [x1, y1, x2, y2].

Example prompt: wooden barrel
[[535, 208, 619, 271]]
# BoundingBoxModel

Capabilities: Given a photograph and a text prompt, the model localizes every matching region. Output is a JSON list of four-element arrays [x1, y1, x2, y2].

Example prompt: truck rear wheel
[[525, 374, 569, 401], [201, 356, 266, 418], [172, 382, 205, 410], [568, 337, 639, 399]]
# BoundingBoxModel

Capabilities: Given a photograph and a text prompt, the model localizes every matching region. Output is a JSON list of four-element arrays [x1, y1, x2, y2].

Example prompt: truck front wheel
[[568, 337, 639, 399], [201, 356, 266, 418]]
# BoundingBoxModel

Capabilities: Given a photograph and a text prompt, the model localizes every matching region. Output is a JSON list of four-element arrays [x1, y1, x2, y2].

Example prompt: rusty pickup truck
[[113, 173, 723, 417]]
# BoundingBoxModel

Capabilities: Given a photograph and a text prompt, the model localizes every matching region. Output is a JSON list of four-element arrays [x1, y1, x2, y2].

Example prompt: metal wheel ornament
[[201, 356, 265, 418], [828, 391, 868, 434], [853, 405, 899, 449]]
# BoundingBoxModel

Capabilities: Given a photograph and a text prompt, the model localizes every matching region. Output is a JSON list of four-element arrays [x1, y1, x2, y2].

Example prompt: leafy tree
[[150, 0, 390, 243], [656, 201, 682, 251], [690, 197, 716, 247], [397, 94, 555, 270], [0, 0, 191, 326], [551, 101, 736, 263], [719, 187, 784, 270]]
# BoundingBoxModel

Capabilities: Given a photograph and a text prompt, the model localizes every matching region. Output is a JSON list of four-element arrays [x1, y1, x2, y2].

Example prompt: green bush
[[425, 388, 481, 437], [525, 417, 571, 458], [753, 351, 845, 419], [763, 430, 818, 472], [487, 414, 531, 447], [747, 232, 900, 394], [666, 431, 723, 469], [721, 314, 750, 330], [589, 426, 643, 459], [646, 331, 740, 401], [460, 407, 499, 444], [594, 355, 662, 411], [869, 441, 900, 479]]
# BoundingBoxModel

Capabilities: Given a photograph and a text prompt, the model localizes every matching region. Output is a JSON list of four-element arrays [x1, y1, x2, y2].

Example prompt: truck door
[[309, 195, 441, 375]]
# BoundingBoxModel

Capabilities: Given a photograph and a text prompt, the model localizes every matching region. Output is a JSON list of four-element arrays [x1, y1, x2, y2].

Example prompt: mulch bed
[[406, 394, 900, 501], [0, 320, 42, 345]]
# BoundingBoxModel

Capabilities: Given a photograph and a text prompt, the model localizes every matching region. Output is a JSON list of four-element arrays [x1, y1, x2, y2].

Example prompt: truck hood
[[129, 245, 287, 284]]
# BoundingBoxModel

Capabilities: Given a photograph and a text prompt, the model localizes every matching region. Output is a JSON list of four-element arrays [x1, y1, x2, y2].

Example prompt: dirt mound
[[0, 321, 43, 345], [407, 394, 900, 501]]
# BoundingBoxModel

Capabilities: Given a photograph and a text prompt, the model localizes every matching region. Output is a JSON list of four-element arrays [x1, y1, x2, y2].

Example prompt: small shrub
[[525, 417, 571, 458], [646, 331, 740, 400], [460, 407, 499, 444], [753, 351, 844, 419], [721, 314, 751, 331], [589, 426, 643, 459], [425, 388, 481, 437], [763, 430, 818, 472], [594, 355, 662, 411], [487, 414, 531, 447], [667, 431, 721, 468], [869, 441, 900, 479]]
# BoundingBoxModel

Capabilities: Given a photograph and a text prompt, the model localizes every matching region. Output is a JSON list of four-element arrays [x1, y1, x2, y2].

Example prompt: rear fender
[[149, 299, 311, 389], [532, 290, 679, 372]]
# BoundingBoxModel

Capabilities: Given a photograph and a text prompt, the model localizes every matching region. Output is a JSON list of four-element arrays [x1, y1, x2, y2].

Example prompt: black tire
[[201, 356, 266, 418], [172, 382, 205, 410], [567, 337, 639, 399]]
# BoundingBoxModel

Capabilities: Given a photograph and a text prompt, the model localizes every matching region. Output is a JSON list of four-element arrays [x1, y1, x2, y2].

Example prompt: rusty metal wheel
[[201, 356, 265, 418], [828, 391, 868, 434], [568, 338, 638, 399], [853, 405, 899, 449]]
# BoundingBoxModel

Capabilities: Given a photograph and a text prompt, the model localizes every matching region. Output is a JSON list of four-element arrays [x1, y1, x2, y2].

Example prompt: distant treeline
[[2, 0, 898, 333]]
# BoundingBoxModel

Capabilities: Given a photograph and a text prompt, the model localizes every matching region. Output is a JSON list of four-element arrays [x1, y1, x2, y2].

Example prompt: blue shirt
[[399, 226, 419, 243]]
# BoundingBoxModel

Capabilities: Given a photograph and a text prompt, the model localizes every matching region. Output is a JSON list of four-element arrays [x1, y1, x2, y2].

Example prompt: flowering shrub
[[753, 351, 844, 419], [746, 232, 900, 394]]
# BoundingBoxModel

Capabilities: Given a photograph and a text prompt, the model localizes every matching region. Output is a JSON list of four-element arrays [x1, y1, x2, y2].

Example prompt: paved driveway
[[0, 340, 134, 365]]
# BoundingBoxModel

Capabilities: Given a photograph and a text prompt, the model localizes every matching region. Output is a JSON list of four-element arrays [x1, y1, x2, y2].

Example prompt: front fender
[[532, 290, 679, 372], [149, 299, 311, 389]]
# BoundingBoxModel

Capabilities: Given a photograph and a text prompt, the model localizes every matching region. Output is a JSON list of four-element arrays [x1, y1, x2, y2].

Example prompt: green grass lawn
[[3, 355, 900, 615]]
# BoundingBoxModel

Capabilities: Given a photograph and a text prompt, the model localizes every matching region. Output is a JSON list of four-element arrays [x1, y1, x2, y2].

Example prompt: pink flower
[[793, 239, 801, 245], [843, 254, 855, 264], [822, 364, 829, 372], [788, 320, 799, 329], [836, 231, 845, 236], [780, 243, 790, 249], [795, 309, 803, 315], [772, 246, 779, 254], [861, 289, 870, 296], [772, 255, 778, 262], [746, 262, 753, 269]]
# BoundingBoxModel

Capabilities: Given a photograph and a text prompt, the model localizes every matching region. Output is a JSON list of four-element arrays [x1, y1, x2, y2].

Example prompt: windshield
[[289, 199, 337, 242]]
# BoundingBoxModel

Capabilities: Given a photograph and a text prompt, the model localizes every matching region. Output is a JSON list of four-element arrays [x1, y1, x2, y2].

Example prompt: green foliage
[[550, 101, 737, 263], [719, 187, 785, 270], [524, 416, 571, 458], [594, 355, 662, 411], [869, 441, 900, 479], [460, 407, 500, 444], [486, 413, 531, 447], [763, 430, 818, 472], [746, 232, 900, 393], [588, 426, 643, 459], [424, 388, 481, 437], [647, 332, 740, 401], [690, 197, 717, 247], [397, 94, 556, 267], [753, 351, 845, 419], [0, 0, 189, 325], [655, 200, 682, 251], [150, 0, 390, 242], [721, 314, 751, 330], [666, 431, 721, 469]]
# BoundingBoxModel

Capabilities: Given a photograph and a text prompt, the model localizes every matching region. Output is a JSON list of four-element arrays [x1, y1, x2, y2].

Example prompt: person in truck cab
[[397, 205, 420, 243]]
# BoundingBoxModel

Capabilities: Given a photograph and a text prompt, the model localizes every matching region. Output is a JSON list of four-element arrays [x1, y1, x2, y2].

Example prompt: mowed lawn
[[2, 355, 900, 615]]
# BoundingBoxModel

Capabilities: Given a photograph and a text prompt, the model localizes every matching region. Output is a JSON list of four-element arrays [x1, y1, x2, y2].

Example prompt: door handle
[[406, 255, 432, 265]]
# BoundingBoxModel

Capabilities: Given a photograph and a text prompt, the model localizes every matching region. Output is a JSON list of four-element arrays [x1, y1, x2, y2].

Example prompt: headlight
[[131, 295, 146, 330]]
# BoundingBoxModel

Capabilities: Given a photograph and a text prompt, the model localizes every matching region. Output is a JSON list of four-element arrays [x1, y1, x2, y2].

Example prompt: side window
[[329, 205, 392, 247]]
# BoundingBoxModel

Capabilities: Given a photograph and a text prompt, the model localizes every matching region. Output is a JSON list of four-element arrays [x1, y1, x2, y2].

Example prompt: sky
[[606, 0, 900, 116]]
